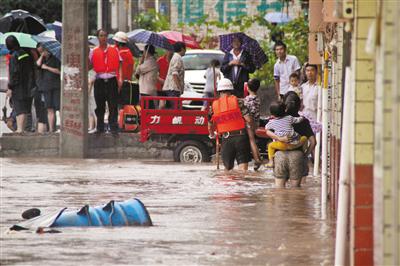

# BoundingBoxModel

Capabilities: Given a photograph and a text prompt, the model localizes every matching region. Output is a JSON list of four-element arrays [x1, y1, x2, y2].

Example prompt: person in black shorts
[[5, 35, 35, 133], [36, 45, 61, 132], [208, 78, 254, 171]]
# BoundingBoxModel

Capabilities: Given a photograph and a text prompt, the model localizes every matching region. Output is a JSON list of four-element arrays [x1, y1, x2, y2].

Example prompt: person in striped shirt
[[265, 101, 307, 168]]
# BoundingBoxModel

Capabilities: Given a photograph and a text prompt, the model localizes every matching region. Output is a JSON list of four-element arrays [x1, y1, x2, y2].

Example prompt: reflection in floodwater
[[0, 158, 334, 265]]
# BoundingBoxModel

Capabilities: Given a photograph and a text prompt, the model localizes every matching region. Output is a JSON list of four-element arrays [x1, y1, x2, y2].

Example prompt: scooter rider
[[208, 78, 254, 171]]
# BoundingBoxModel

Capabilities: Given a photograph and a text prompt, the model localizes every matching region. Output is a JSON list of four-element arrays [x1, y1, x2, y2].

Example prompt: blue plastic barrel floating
[[10, 198, 152, 231]]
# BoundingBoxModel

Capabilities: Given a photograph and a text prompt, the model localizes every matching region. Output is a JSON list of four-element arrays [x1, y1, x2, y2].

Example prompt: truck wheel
[[174, 140, 210, 163]]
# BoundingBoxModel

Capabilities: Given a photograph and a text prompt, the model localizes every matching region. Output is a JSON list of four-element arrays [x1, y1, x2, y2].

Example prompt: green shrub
[[252, 17, 309, 86], [185, 15, 309, 86], [133, 9, 170, 32]]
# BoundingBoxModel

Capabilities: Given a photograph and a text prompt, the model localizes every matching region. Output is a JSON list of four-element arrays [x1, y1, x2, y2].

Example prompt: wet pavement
[[0, 158, 334, 265]]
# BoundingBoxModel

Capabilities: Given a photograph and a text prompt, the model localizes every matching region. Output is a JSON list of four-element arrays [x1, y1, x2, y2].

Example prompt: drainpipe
[[321, 49, 329, 219], [314, 65, 322, 177], [97, 0, 102, 29], [155, 0, 159, 13], [127, 0, 132, 31], [334, 67, 352, 266], [392, 2, 399, 263]]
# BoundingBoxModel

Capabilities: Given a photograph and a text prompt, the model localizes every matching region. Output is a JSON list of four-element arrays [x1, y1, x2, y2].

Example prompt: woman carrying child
[[265, 101, 308, 168]]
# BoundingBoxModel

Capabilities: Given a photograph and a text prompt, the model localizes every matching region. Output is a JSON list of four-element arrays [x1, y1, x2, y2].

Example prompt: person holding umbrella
[[135, 44, 159, 109], [36, 43, 61, 132], [220, 36, 256, 98], [5, 35, 35, 133], [31, 43, 48, 133], [90, 29, 123, 135]]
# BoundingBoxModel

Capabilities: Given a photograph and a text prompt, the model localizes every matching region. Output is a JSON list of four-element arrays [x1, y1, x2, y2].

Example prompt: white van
[[181, 49, 225, 108]]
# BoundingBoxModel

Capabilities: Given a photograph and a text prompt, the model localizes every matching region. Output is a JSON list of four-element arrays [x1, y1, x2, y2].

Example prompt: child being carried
[[265, 101, 307, 168]]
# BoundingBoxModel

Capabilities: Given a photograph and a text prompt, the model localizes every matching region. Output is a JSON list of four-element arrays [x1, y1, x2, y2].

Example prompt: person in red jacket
[[90, 29, 122, 135], [156, 50, 173, 95], [113, 31, 134, 81]]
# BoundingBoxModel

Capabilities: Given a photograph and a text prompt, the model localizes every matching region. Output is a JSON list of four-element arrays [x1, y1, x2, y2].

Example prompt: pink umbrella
[[159, 31, 201, 49]]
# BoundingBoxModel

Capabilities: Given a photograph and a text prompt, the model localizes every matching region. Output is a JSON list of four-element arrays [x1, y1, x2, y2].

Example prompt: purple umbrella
[[219, 32, 268, 69], [46, 21, 62, 42], [127, 29, 173, 51]]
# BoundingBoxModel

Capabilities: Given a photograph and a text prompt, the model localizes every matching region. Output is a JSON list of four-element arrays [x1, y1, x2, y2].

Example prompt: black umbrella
[[125, 42, 142, 58], [0, 9, 46, 35]]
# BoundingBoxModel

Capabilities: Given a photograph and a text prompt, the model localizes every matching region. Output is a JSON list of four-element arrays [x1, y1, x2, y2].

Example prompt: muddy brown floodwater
[[0, 158, 334, 265]]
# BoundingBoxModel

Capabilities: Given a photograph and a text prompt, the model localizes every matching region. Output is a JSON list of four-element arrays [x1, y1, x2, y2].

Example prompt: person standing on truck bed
[[156, 50, 173, 95], [161, 42, 186, 109], [208, 78, 254, 171]]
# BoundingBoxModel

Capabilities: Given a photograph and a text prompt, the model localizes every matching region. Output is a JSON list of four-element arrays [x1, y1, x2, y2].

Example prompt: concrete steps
[[0, 132, 173, 159]]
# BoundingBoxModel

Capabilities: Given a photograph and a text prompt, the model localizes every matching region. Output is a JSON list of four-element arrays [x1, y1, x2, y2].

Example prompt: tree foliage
[[183, 14, 309, 86], [133, 9, 170, 32], [253, 17, 309, 86]]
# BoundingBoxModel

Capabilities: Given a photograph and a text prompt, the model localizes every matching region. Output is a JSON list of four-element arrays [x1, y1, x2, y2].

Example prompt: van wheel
[[174, 140, 210, 163]]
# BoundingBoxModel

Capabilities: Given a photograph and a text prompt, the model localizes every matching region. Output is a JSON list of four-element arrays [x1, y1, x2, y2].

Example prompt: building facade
[[169, 0, 303, 39], [310, 0, 399, 265]]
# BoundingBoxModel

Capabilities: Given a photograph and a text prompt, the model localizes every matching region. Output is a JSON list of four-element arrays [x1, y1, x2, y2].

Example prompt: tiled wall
[[374, 0, 400, 265], [312, 0, 399, 264], [351, 0, 376, 265]]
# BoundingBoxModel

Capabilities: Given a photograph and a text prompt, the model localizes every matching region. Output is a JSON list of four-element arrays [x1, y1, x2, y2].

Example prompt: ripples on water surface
[[1, 158, 334, 265]]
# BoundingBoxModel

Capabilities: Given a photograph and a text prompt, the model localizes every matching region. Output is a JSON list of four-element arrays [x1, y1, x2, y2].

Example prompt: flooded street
[[1, 158, 334, 265]]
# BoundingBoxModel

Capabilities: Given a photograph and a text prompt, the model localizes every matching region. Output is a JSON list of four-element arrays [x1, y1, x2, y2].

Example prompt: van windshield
[[182, 53, 224, 71]]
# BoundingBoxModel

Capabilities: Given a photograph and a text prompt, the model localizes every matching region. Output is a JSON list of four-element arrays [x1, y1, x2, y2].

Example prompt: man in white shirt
[[301, 64, 320, 121], [273, 41, 301, 98]]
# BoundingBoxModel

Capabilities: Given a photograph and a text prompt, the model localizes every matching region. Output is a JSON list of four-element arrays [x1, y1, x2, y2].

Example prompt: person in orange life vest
[[89, 29, 123, 135], [112, 31, 134, 81], [208, 78, 255, 171]]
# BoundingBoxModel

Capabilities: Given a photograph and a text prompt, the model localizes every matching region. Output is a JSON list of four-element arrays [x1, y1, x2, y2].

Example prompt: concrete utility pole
[[60, 0, 89, 158], [97, 0, 102, 30]]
